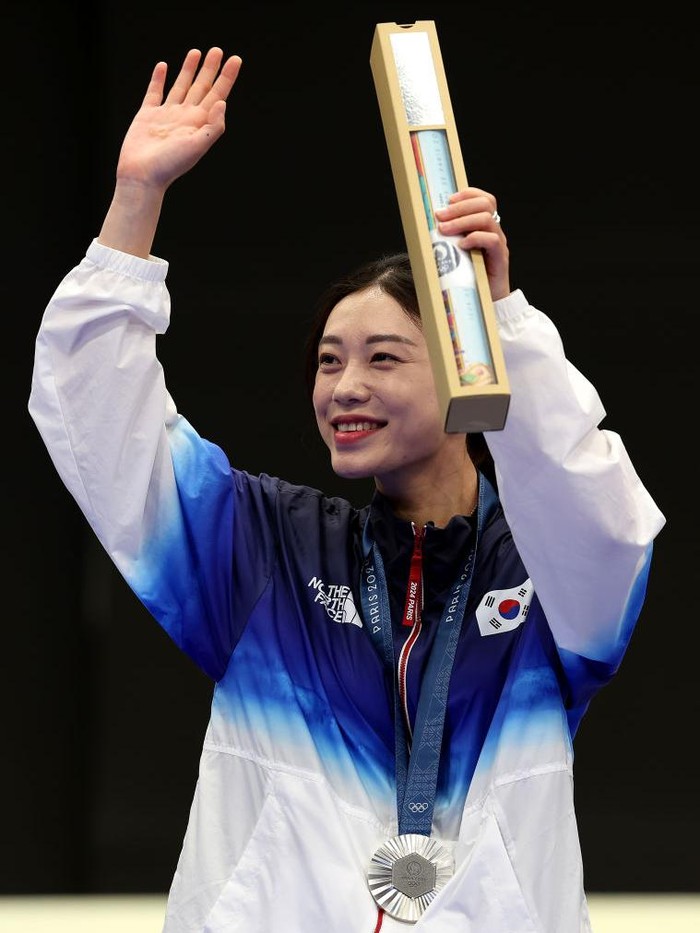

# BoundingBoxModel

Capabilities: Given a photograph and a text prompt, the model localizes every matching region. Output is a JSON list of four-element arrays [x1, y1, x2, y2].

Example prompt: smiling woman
[[306, 253, 488, 525], [28, 45, 665, 933], [311, 270, 474, 523]]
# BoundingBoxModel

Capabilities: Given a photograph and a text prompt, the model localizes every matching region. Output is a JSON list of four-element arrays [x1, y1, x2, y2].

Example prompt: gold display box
[[370, 21, 510, 433]]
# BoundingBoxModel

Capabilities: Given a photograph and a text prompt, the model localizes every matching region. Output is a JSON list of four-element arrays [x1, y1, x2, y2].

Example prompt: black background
[[3, 0, 697, 896]]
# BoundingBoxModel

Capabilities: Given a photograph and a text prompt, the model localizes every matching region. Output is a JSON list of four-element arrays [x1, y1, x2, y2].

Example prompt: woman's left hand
[[434, 187, 510, 301]]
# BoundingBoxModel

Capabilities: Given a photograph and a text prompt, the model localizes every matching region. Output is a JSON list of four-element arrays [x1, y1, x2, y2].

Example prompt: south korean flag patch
[[476, 579, 533, 636]]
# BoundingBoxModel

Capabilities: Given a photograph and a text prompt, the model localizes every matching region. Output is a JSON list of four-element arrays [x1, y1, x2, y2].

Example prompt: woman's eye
[[318, 352, 338, 367], [371, 352, 398, 363]]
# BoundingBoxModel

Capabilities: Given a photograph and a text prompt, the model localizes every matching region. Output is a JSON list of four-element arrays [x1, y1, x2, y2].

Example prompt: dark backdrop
[[4, 0, 697, 896]]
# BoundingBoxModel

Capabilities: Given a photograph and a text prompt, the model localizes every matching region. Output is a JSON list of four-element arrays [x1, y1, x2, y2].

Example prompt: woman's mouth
[[332, 420, 386, 444]]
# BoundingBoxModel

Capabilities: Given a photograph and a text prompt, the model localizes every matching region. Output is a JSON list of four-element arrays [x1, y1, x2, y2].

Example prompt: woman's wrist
[[98, 180, 165, 258]]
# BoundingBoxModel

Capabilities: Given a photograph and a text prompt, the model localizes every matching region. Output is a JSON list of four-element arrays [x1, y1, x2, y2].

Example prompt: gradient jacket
[[29, 240, 665, 932]]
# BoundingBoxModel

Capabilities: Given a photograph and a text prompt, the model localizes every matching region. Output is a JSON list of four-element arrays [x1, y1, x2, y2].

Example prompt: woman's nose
[[331, 364, 372, 404]]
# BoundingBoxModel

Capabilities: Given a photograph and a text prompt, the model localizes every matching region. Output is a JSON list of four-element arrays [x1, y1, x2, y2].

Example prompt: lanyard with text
[[360, 476, 497, 836]]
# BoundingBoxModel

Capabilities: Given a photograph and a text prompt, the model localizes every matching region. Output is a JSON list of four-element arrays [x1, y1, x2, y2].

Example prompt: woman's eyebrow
[[319, 333, 418, 347]]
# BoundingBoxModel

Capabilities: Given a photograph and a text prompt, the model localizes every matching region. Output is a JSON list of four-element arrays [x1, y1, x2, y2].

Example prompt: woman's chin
[[330, 454, 375, 481]]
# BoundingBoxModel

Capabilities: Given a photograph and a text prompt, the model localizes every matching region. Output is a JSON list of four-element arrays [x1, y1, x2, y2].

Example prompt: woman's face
[[312, 286, 457, 492]]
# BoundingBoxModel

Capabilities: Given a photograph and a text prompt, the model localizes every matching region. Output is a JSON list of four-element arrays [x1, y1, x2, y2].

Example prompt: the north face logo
[[307, 577, 362, 627]]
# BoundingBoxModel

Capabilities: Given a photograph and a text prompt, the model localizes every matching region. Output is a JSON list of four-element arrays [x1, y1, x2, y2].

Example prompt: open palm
[[116, 47, 242, 190]]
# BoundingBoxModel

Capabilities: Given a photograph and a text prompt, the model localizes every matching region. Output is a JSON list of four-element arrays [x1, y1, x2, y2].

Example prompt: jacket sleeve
[[485, 288, 666, 664], [28, 239, 240, 680]]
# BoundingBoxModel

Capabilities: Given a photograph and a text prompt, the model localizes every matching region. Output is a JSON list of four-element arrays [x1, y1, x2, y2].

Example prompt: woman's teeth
[[336, 422, 378, 432]]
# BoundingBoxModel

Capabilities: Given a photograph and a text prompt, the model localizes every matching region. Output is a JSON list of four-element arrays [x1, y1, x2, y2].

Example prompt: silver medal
[[367, 833, 454, 922]]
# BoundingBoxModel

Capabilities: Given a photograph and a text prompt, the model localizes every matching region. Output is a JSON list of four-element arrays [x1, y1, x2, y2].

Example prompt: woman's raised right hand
[[115, 47, 242, 193]]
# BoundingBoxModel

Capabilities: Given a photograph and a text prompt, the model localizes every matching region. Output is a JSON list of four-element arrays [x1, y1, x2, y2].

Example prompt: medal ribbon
[[360, 476, 497, 836], [397, 525, 425, 746]]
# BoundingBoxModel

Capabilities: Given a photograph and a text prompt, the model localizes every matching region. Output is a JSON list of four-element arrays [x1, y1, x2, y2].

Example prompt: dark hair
[[303, 253, 418, 398], [303, 252, 495, 483]]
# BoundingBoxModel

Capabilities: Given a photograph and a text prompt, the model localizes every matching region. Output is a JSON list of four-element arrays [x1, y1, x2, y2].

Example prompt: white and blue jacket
[[29, 240, 665, 932]]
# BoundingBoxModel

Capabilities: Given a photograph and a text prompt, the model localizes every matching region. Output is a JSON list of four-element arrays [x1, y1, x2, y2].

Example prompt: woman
[[29, 47, 665, 932]]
